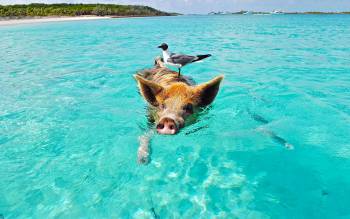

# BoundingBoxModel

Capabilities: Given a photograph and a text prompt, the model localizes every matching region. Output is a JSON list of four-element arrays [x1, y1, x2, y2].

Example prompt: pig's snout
[[156, 117, 178, 135]]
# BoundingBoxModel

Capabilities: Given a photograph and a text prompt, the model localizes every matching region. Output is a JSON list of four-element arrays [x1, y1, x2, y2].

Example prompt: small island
[[0, 3, 177, 18]]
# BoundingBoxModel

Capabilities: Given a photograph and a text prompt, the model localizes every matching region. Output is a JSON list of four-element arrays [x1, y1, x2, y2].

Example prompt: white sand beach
[[0, 16, 111, 26]]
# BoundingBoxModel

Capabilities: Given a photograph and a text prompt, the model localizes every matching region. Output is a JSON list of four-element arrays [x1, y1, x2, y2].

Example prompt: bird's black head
[[157, 43, 168, 51]]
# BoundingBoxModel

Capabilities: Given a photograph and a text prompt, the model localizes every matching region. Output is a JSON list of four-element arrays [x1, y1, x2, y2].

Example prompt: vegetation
[[0, 3, 176, 17]]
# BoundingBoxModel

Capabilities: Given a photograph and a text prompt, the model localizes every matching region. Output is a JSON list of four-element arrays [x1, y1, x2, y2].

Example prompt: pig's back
[[137, 67, 195, 87]]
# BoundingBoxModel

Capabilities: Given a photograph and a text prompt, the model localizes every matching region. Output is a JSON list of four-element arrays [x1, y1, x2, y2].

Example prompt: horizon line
[[1, 3, 350, 14]]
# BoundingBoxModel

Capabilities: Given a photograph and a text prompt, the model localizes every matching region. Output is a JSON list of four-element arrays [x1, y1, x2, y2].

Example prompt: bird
[[157, 43, 211, 76]]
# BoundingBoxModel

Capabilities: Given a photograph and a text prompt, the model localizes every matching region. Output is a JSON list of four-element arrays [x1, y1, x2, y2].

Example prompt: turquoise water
[[1, 15, 350, 218]]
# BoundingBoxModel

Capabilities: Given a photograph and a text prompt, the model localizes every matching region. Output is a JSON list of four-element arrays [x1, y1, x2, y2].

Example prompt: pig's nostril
[[169, 124, 174, 130], [157, 123, 164, 130]]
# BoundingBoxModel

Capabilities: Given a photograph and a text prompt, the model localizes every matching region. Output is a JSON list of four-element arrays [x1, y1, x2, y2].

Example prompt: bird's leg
[[178, 68, 181, 77]]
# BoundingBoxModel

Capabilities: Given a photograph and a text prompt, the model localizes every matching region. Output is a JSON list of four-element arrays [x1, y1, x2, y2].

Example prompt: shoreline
[[0, 16, 112, 26]]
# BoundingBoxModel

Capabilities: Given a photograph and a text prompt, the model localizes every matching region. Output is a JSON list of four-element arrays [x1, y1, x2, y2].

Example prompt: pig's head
[[134, 75, 224, 135]]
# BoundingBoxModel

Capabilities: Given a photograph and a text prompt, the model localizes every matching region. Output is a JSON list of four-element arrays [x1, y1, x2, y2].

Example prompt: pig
[[134, 57, 223, 163]]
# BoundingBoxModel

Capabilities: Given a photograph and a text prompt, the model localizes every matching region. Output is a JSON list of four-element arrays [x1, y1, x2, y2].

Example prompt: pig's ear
[[194, 75, 224, 107], [134, 74, 163, 106]]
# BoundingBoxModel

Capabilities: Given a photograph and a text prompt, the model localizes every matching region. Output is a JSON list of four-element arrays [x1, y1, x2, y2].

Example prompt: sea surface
[[0, 15, 350, 218]]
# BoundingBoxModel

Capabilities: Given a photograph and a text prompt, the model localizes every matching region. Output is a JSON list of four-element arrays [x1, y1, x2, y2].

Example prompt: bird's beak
[[157, 45, 162, 48]]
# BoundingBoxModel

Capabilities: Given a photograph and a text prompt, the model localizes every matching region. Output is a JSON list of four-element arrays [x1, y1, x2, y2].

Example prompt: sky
[[1, 0, 350, 14]]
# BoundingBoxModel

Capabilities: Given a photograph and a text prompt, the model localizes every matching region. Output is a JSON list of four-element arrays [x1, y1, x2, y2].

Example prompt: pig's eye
[[160, 103, 166, 109], [183, 103, 193, 113]]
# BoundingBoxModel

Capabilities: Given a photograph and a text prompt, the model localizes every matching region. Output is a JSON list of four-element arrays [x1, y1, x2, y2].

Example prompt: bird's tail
[[193, 54, 211, 63]]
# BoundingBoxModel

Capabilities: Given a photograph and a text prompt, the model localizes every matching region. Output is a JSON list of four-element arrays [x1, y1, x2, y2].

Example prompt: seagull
[[157, 43, 211, 75]]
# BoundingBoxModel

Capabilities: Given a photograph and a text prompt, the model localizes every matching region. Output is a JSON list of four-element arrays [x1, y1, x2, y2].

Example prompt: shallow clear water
[[1, 15, 350, 218]]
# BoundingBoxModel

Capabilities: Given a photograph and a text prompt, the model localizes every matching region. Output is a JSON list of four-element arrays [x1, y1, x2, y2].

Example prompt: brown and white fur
[[134, 57, 224, 164]]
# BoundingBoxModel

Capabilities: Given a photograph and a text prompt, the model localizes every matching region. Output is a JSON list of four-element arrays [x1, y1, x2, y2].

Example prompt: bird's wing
[[167, 53, 197, 66]]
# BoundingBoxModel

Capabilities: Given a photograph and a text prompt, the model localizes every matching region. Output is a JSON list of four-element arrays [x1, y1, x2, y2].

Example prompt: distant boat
[[270, 10, 284, 14], [243, 11, 253, 15], [208, 11, 226, 15]]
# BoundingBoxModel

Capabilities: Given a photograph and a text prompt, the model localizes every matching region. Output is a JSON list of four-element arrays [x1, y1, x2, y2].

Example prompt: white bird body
[[162, 50, 182, 68], [158, 43, 211, 74]]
